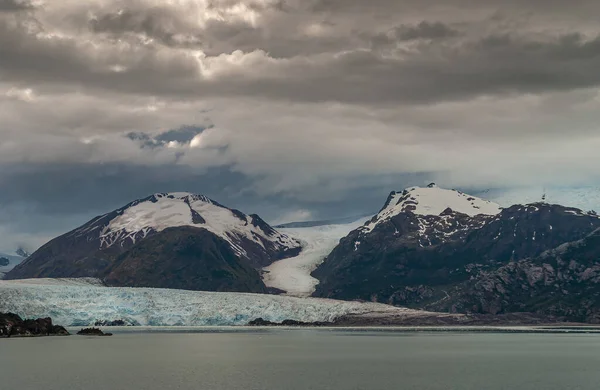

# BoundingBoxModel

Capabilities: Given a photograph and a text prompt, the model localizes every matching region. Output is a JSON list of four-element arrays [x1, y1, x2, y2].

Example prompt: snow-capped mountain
[[361, 183, 501, 233], [0, 251, 27, 278], [80, 192, 300, 263], [15, 247, 30, 258], [6, 193, 302, 292], [312, 185, 600, 322]]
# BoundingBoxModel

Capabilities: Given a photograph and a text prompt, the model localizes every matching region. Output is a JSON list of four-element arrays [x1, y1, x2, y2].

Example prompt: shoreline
[[63, 325, 600, 335]]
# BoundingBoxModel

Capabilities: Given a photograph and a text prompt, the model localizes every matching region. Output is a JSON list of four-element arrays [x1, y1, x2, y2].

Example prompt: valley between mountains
[[2, 184, 600, 326]]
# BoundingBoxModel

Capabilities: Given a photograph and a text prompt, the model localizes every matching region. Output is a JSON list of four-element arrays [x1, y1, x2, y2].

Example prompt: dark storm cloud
[[88, 6, 203, 47], [127, 126, 210, 148], [0, 161, 426, 249], [0, 0, 33, 12], [3, 7, 600, 105], [395, 21, 459, 41]]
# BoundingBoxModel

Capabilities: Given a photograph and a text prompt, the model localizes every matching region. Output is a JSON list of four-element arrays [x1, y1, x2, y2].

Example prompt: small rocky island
[[248, 318, 334, 327], [77, 327, 113, 336], [1, 312, 69, 338]]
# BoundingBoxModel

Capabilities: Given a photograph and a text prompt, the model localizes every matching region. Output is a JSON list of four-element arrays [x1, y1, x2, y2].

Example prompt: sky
[[2, 0, 600, 251]]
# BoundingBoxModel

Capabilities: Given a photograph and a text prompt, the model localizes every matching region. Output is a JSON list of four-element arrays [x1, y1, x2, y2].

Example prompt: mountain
[[312, 185, 600, 321], [0, 252, 27, 279], [425, 229, 600, 323], [15, 248, 30, 258], [6, 193, 302, 293], [104, 226, 270, 293]]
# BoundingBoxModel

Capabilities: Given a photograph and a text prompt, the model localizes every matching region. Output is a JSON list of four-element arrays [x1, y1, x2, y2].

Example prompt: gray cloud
[[0, 161, 423, 250], [395, 21, 459, 41], [2, 0, 600, 250], [0, 0, 33, 12], [3, 9, 600, 105], [88, 6, 204, 47], [127, 125, 211, 149]]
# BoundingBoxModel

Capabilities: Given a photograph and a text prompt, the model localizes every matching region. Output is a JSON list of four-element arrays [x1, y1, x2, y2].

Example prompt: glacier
[[262, 217, 372, 297], [0, 279, 416, 327]]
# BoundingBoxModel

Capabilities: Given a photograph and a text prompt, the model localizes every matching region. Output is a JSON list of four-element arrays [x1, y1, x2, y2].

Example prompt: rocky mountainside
[[312, 185, 600, 322], [105, 226, 270, 293], [426, 229, 600, 323], [6, 193, 301, 292]]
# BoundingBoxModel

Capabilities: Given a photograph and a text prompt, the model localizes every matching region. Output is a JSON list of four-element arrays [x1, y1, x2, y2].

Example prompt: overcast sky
[[2, 0, 600, 251]]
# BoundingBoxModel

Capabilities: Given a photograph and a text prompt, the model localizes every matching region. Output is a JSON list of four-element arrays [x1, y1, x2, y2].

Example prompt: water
[[2, 329, 600, 390]]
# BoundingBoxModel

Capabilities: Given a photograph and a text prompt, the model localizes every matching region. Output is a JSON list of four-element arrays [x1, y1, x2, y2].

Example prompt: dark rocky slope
[[425, 229, 600, 323], [313, 190, 600, 322], [105, 226, 269, 293]]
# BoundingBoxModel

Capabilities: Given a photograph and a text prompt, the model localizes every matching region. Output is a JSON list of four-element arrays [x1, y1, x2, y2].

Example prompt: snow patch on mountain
[[262, 217, 372, 297], [92, 192, 299, 257], [362, 184, 501, 233], [0, 278, 415, 326]]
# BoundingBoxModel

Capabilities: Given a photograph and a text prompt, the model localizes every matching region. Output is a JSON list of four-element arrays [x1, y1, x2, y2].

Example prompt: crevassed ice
[[0, 279, 409, 327]]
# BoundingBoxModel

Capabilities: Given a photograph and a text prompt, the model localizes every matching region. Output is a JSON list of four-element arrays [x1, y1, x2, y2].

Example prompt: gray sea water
[[2, 329, 600, 390]]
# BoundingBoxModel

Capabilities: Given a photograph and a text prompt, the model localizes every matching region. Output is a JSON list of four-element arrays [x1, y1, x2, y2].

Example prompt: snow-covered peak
[[79, 192, 300, 258], [362, 185, 501, 233]]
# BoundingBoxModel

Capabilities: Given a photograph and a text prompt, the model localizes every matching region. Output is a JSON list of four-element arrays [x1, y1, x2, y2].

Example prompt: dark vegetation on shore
[[1, 312, 69, 338]]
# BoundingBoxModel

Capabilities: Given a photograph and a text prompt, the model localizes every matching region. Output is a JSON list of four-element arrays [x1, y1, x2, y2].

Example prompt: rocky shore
[[248, 318, 334, 326], [77, 327, 113, 336], [246, 311, 576, 327], [1, 312, 69, 338]]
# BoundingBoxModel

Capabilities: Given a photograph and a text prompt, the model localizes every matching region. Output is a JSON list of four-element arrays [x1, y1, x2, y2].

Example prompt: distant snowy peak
[[15, 248, 30, 258], [0, 252, 26, 273], [361, 184, 501, 233], [73, 192, 300, 259]]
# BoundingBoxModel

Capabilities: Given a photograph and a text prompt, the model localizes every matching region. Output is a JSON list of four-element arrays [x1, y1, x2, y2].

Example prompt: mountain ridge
[[6, 192, 302, 292], [312, 185, 600, 322]]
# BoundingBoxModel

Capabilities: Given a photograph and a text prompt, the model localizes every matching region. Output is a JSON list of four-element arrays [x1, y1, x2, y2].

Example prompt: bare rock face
[[0, 312, 69, 337], [313, 186, 600, 322]]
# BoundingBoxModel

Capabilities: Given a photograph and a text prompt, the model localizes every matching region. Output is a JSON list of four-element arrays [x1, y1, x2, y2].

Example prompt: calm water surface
[[1, 329, 600, 390]]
